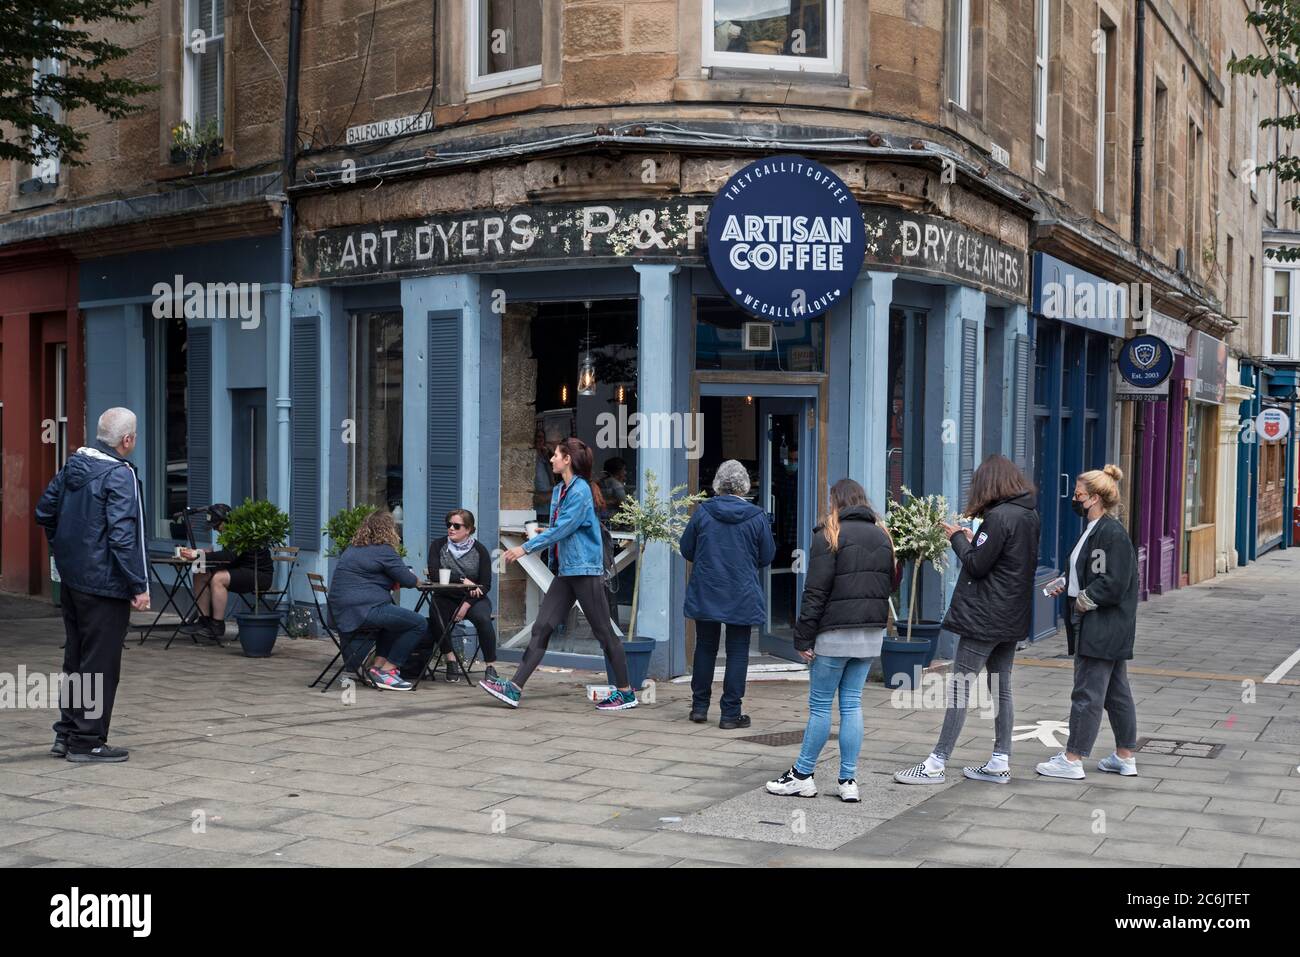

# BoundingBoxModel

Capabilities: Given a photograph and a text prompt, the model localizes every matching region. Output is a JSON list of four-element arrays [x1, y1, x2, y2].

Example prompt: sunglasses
[[447, 522, 468, 530]]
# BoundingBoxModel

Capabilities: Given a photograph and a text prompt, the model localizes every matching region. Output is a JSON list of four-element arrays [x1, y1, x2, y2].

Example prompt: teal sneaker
[[479, 676, 521, 708], [596, 689, 638, 711]]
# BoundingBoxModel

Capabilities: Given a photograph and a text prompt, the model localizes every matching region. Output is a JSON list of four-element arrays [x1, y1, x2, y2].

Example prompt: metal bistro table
[[497, 525, 636, 652], [137, 554, 223, 648], [411, 581, 474, 688]]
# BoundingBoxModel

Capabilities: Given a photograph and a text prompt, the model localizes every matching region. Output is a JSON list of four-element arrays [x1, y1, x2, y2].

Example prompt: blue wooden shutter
[[428, 314, 462, 544], [187, 325, 212, 536], [1013, 332, 1031, 470], [959, 318, 978, 508], [291, 318, 321, 548]]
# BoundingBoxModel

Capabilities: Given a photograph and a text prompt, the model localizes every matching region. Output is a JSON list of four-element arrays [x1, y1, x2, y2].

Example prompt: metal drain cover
[[1135, 737, 1224, 759], [736, 730, 835, 746]]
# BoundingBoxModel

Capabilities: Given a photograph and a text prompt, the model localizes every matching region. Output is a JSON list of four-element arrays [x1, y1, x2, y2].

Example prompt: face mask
[[1071, 497, 1090, 517]]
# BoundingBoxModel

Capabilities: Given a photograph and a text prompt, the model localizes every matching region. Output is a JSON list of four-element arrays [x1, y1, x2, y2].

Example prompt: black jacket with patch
[[942, 491, 1041, 641]]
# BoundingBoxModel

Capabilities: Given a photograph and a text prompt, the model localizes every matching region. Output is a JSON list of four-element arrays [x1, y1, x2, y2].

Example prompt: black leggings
[[428, 595, 497, 662], [513, 575, 628, 688]]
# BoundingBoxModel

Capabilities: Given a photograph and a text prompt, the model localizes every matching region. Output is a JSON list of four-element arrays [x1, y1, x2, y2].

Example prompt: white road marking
[[1263, 646, 1300, 684]]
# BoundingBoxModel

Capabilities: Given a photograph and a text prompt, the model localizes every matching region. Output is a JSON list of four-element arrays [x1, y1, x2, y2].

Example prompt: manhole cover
[[1200, 590, 1263, 601], [1135, 737, 1224, 758], [736, 730, 834, 746]]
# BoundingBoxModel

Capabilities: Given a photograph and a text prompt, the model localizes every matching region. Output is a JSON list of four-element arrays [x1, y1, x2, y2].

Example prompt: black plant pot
[[235, 613, 280, 657]]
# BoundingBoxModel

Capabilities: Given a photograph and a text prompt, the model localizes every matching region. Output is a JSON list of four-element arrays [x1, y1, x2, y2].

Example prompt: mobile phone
[[1042, 575, 1066, 597]]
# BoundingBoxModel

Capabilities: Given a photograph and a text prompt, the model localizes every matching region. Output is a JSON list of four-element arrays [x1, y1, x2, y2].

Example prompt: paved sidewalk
[[1, 549, 1298, 868]]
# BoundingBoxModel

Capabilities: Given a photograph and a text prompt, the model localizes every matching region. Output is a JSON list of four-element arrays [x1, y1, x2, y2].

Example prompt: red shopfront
[[0, 248, 83, 595]]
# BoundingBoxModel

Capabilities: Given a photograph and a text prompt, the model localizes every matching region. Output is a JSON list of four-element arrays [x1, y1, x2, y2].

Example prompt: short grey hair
[[713, 459, 751, 497], [96, 407, 138, 447]]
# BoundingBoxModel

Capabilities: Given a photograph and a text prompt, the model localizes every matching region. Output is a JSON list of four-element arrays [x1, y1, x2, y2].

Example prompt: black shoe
[[719, 715, 751, 730], [66, 745, 129, 763], [445, 660, 461, 683], [49, 738, 67, 758], [178, 617, 210, 635], [689, 710, 708, 723], [206, 619, 227, 641]]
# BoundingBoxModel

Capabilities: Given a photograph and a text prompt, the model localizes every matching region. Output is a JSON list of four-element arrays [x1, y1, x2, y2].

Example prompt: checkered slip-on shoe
[[893, 762, 946, 785], [962, 763, 1011, 784]]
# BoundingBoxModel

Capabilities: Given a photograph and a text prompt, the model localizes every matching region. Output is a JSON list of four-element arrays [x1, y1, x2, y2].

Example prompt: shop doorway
[[696, 384, 819, 661]]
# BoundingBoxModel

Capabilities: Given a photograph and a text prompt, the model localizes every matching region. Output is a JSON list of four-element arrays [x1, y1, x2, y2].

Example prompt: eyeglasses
[[447, 522, 466, 530]]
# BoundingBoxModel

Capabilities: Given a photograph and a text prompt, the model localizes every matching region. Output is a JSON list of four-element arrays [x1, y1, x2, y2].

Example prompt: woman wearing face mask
[[1038, 464, 1140, 781]]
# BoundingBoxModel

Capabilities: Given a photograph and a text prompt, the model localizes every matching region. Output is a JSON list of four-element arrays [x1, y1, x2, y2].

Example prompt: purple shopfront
[[1130, 363, 1186, 600]]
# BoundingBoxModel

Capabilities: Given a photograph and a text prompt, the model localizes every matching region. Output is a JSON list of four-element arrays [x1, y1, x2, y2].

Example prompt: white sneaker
[[893, 762, 945, 785], [1097, 752, 1138, 776], [837, 779, 860, 802], [962, 762, 1011, 784], [766, 767, 817, 798], [1036, 752, 1085, 780]]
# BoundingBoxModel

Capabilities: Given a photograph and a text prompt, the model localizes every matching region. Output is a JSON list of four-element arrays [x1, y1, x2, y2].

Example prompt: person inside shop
[[598, 457, 630, 524], [179, 503, 272, 641], [534, 427, 556, 520], [893, 454, 1039, 787], [327, 509, 424, 691], [401, 508, 500, 685], [1037, 465, 1140, 781]]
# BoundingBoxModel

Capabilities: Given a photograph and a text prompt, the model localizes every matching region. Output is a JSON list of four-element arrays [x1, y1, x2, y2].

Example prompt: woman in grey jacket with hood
[[681, 460, 775, 730]]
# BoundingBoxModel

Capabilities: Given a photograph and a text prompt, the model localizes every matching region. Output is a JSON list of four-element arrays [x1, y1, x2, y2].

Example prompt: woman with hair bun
[[1037, 464, 1141, 781]]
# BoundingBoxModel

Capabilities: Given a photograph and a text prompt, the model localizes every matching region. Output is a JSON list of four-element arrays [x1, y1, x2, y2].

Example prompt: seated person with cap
[[179, 503, 272, 640]]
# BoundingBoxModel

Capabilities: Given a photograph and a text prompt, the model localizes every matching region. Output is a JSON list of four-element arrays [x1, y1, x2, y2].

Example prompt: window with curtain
[[31, 45, 63, 186], [468, 0, 543, 92], [704, 0, 839, 73], [946, 0, 971, 108], [1033, 0, 1049, 171], [1270, 269, 1294, 358]]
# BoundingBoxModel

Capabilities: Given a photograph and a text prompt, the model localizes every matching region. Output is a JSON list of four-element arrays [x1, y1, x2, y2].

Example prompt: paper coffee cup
[[438, 568, 451, 585], [525, 521, 539, 539]]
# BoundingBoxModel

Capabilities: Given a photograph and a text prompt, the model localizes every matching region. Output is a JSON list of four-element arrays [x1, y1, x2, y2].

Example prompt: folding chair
[[305, 572, 378, 693], [235, 546, 301, 636]]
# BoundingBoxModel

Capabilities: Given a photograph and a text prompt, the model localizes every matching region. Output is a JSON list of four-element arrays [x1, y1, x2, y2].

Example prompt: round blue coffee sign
[[1118, 334, 1174, 388], [707, 155, 865, 321]]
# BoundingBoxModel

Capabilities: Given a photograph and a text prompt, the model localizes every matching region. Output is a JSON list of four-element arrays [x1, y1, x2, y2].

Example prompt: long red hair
[[556, 437, 606, 512]]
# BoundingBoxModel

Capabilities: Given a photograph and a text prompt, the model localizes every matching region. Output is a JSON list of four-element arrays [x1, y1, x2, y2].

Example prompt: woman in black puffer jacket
[[894, 454, 1040, 787], [766, 479, 898, 803]]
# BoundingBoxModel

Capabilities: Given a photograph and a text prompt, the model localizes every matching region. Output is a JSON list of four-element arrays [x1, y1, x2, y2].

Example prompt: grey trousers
[[1066, 654, 1139, 757], [933, 636, 1016, 761], [513, 574, 629, 689]]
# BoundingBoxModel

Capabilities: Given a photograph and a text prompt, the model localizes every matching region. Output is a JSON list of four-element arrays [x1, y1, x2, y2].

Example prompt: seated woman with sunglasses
[[406, 509, 499, 684]]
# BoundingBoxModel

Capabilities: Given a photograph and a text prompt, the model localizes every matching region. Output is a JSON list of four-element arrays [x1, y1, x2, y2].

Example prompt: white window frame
[[1033, 0, 1049, 171], [1266, 267, 1299, 359], [946, 0, 971, 109], [1094, 20, 1108, 211], [54, 343, 69, 471], [182, 0, 226, 133], [1249, 90, 1259, 201], [467, 0, 543, 94], [701, 0, 843, 76]]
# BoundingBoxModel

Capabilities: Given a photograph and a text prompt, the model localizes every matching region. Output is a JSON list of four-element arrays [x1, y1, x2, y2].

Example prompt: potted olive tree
[[219, 499, 291, 657], [882, 486, 951, 688], [608, 470, 706, 690]]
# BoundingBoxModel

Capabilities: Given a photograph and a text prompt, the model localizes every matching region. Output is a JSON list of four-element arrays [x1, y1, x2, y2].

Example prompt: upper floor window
[[1094, 16, 1116, 212], [468, 0, 543, 93], [183, 0, 225, 136], [946, 0, 972, 109], [1033, 0, 1049, 171], [703, 0, 841, 74], [31, 48, 63, 187], [1268, 268, 1297, 358]]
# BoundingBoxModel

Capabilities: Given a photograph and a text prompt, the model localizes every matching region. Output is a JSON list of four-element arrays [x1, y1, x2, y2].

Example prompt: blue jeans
[[362, 602, 427, 669], [794, 655, 874, 780], [690, 621, 752, 720]]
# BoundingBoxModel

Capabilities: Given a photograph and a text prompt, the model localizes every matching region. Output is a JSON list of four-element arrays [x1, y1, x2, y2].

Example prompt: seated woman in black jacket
[[180, 503, 272, 640], [403, 509, 499, 684]]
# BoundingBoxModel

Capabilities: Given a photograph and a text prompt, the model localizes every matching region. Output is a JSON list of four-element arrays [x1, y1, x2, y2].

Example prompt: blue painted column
[[936, 285, 985, 612], [634, 264, 678, 676], [1002, 303, 1029, 459], [400, 274, 481, 608], [848, 271, 895, 505]]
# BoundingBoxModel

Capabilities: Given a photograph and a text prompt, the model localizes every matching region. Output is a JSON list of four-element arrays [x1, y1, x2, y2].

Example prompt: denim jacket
[[523, 476, 605, 577]]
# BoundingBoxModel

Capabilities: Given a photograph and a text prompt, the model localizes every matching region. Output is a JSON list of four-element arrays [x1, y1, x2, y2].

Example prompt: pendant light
[[577, 300, 597, 396]]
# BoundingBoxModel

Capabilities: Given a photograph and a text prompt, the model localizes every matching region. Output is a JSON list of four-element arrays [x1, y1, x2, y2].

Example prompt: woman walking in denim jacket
[[481, 438, 637, 712]]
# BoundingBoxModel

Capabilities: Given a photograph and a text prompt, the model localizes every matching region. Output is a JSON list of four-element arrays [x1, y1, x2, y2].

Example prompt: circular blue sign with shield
[[1118, 334, 1174, 388], [706, 155, 866, 322]]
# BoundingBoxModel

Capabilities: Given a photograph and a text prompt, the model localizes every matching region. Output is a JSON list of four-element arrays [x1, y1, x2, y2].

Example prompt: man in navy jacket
[[35, 408, 150, 763]]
